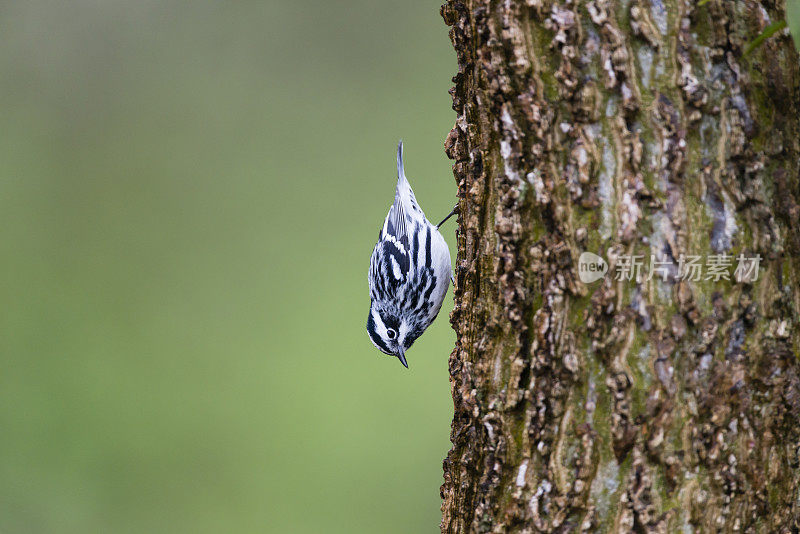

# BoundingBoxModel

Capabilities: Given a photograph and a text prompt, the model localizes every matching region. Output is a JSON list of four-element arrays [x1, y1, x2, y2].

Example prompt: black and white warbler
[[367, 141, 456, 368]]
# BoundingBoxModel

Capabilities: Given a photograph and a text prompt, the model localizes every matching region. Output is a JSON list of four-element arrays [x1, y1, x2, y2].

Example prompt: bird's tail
[[396, 140, 407, 185], [392, 140, 420, 224]]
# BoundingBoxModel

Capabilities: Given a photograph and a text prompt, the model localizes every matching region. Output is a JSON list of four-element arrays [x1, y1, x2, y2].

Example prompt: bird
[[367, 141, 456, 368]]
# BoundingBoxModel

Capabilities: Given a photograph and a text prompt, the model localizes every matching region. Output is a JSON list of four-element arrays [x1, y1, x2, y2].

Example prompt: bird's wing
[[375, 140, 430, 292], [380, 200, 411, 282], [384, 199, 409, 245]]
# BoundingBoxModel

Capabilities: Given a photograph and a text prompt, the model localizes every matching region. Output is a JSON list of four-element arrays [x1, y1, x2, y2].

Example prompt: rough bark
[[439, 0, 800, 532]]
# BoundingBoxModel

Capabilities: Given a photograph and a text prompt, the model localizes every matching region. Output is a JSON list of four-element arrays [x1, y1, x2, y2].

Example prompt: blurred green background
[[4, 2, 800, 533], [0, 1, 456, 532]]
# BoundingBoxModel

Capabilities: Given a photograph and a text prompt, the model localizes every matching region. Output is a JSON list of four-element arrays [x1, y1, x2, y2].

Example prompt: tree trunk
[[439, 0, 800, 532]]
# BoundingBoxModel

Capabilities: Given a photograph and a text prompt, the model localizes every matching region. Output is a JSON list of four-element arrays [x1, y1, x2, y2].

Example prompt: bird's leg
[[436, 204, 459, 229]]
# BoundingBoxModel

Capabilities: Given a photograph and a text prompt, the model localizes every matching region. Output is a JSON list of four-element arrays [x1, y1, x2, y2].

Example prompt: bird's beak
[[396, 347, 409, 369]]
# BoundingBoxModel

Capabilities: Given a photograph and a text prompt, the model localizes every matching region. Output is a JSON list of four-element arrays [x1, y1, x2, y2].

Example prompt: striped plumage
[[367, 141, 452, 368]]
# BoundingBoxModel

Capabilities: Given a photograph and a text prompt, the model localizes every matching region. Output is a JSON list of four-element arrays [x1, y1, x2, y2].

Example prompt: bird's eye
[[387, 328, 397, 340]]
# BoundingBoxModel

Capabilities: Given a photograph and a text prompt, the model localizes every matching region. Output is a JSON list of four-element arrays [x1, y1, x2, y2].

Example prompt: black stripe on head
[[367, 310, 392, 355], [382, 312, 400, 332]]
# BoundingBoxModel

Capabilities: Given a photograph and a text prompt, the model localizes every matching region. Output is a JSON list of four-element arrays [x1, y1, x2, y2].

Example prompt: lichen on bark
[[440, 0, 800, 532]]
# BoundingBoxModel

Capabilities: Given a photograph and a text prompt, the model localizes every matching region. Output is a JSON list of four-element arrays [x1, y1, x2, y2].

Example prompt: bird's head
[[366, 304, 420, 368]]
